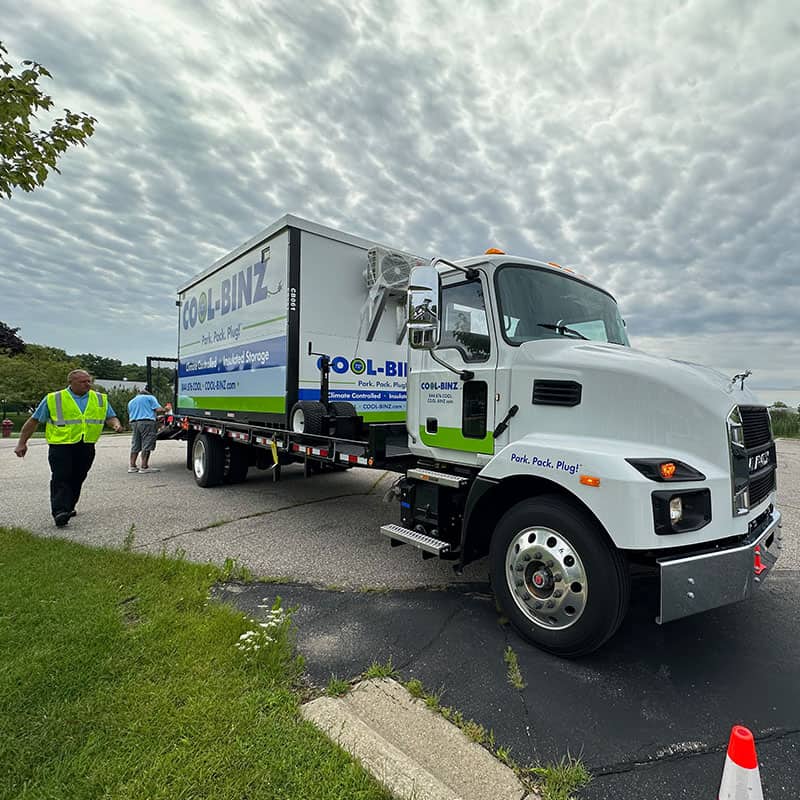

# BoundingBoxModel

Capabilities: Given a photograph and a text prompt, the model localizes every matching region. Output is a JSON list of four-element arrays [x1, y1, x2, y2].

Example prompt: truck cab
[[392, 254, 782, 655]]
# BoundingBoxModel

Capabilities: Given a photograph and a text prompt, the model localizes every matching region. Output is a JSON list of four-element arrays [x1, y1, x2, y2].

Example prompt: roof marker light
[[485, 248, 505, 254], [660, 462, 677, 479]]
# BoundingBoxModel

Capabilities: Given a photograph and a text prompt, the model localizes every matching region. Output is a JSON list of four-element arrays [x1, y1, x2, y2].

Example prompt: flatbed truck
[[154, 214, 782, 656]]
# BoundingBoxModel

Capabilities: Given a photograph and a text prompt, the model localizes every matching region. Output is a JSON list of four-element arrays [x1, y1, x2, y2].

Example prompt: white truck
[[160, 214, 782, 656]]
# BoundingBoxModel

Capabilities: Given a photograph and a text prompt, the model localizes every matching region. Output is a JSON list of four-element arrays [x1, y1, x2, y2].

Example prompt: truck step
[[406, 468, 467, 489], [380, 524, 451, 556]]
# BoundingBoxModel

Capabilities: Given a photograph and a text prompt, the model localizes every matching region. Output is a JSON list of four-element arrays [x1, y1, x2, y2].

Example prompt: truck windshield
[[495, 265, 630, 346]]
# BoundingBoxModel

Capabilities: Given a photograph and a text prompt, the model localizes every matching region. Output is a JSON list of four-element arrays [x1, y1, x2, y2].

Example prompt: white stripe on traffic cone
[[718, 725, 763, 799]]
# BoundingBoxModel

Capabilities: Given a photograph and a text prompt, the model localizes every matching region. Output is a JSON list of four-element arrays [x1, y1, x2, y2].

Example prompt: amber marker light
[[580, 475, 601, 487], [659, 462, 677, 479], [485, 248, 505, 254]]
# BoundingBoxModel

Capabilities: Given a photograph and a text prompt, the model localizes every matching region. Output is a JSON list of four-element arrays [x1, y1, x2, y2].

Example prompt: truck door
[[411, 275, 497, 462]]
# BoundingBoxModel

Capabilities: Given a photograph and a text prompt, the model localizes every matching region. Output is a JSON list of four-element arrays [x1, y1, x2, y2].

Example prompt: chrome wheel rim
[[505, 525, 588, 630], [193, 439, 206, 479]]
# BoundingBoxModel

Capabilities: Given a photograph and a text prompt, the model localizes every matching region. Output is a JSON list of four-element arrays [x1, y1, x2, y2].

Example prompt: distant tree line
[[0, 321, 150, 413]]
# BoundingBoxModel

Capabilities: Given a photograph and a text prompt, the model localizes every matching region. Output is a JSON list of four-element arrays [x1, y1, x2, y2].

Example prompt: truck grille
[[749, 469, 776, 507], [739, 406, 772, 448], [732, 406, 776, 509]]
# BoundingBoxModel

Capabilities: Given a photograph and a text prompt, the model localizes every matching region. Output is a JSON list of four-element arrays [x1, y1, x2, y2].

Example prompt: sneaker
[[138, 467, 160, 473], [69, 510, 77, 518], [128, 467, 139, 473], [54, 512, 71, 527]]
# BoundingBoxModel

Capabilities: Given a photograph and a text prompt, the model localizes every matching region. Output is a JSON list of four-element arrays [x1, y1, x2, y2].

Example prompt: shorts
[[130, 419, 157, 453]]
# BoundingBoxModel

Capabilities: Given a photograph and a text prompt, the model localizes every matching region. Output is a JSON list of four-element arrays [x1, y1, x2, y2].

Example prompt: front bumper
[[656, 508, 782, 624]]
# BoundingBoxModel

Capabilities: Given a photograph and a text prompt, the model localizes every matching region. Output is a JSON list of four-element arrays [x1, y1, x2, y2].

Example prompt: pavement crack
[[501, 625, 535, 748], [393, 602, 465, 673], [591, 727, 800, 776], [152, 489, 384, 543]]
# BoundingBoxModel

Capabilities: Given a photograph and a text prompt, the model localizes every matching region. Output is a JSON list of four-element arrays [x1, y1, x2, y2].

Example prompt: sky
[[1, 0, 798, 388]]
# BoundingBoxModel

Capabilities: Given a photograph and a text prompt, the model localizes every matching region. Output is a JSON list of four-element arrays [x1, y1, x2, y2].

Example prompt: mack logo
[[749, 451, 771, 471]]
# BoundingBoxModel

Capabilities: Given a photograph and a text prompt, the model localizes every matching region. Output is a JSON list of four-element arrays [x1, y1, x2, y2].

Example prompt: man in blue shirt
[[127, 386, 164, 473], [15, 369, 122, 526]]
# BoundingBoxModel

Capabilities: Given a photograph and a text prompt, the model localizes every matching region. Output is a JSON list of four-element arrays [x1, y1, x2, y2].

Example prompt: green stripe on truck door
[[419, 425, 494, 454]]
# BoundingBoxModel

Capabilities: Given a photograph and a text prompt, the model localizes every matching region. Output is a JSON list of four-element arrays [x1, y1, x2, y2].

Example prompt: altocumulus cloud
[[0, 0, 797, 387]]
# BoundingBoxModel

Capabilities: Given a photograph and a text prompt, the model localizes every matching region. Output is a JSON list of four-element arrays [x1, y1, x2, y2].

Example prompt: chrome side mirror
[[407, 265, 441, 350]]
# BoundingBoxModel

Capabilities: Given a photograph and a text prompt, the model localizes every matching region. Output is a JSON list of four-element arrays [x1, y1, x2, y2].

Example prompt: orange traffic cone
[[718, 725, 763, 799]]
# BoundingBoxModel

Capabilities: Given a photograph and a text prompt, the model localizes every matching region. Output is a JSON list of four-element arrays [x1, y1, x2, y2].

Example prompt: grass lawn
[[0, 528, 391, 800]]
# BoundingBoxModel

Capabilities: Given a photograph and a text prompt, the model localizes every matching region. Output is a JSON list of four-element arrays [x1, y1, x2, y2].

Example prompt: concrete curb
[[301, 678, 537, 800]]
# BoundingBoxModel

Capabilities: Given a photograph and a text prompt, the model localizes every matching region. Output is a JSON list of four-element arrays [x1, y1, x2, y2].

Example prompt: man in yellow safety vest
[[14, 369, 123, 527]]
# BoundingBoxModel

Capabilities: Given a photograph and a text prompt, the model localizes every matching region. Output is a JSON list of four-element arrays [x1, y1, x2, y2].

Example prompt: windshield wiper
[[537, 323, 589, 340]]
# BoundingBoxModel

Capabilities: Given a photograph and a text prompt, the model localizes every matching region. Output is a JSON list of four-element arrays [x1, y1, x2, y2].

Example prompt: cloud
[[0, 0, 797, 390]]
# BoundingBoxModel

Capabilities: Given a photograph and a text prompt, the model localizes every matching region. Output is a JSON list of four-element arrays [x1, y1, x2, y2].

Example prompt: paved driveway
[[3, 435, 798, 799], [3, 435, 796, 578]]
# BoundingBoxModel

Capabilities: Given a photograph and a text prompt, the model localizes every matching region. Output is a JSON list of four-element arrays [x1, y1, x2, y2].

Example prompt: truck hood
[[507, 341, 762, 465], [516, 340, 759, 411]]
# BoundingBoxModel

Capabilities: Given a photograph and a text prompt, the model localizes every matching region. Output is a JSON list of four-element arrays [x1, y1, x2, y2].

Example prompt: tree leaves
[[0, 41, 97, 199], [0, 321, 25, 356]]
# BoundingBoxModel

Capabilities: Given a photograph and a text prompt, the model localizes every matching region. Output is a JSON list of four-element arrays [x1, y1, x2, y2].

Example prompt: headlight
[[652, 489, 711, 535]]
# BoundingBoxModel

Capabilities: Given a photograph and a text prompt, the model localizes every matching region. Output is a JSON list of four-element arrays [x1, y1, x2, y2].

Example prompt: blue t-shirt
[[127, 394, 162, 421], [32, 389, 117, 422]]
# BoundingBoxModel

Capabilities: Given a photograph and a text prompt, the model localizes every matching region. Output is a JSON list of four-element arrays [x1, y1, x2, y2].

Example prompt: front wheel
[[490, 495, 629, 657]]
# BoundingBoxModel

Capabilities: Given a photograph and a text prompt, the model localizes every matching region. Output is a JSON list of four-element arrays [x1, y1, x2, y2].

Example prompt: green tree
[[0, 320, 25, 355], [148, 366, 176, 406], [72, 353, 124, 379], [104, 387, 138, 427], [0, 344, 79, 407], [0, 41, 96, 199], [119, 363, 147, 381]]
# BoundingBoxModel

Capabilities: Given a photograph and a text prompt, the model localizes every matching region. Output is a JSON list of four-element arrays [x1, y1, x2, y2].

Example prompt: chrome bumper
[[657, 509, 782, 624]]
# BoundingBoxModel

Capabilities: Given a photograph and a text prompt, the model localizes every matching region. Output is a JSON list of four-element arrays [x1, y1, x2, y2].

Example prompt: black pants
[[48, 442, 96, 519]]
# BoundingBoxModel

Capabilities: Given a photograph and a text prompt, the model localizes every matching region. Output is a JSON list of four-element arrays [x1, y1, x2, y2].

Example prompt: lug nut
[[523, 554, 531, 561], [546, 600, 555, 608], [533, 552, 542, 560], [553, 590, 563, 598], [534, 601, 544, 610], [515, 579, 523, 588], [545, 560, 554, 568], [553, 573, 562, 582]]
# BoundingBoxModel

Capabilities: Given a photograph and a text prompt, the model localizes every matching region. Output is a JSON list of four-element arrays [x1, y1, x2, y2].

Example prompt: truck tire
[[290, 401, 325, 434], [192, 433, 225, 487], [225, 444, 249, 484], [490, 495, 630, 657]]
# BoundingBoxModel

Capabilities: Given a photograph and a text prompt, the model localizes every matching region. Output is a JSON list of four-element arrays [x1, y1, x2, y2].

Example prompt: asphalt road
[[3, 435, 799, 798]]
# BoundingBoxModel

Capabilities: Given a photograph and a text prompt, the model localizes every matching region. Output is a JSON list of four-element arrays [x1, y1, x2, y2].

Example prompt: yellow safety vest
[[45, 390, 108, 445]]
